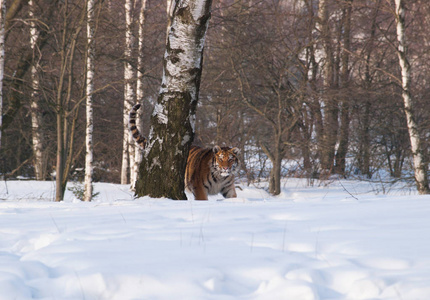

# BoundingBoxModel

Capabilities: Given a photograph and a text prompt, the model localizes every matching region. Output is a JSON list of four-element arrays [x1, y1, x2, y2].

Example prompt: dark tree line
[[1, 0, 430, 196]]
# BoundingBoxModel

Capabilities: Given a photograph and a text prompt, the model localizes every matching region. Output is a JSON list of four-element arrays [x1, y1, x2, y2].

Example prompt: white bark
[[135, 0, 213, 199], [136, 0, 147, 104], [159, 0, 211, 109], [166, 0, 173, 33], [394, 0, 429, 194], [131, 0, 148, 189], [121, 0, 136, 184], [0, 0, 5, 149], [166, 0, 172, 15], [84, 0, 96, 201], [316, 0, 333, 88], [128, 136, 136, 185], [29, 0, 45, 180]]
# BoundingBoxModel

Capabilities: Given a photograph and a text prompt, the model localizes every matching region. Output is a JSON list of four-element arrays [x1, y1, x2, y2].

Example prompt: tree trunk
[[55, 2, 85, 201], [298, 116, 313, 177], [84, 0, 96, 202], [166, 0, 173, 34], [135, 0, 213, 200], [0, 0, 4, 149], [357, 0, 380, 178], [121, 0, 136, 185], [317, 0, 338, 172], [29, 0, 46, 180], [55, 102, 65, 202], [394, 0, 429, 194], [131, 0, 148, 190], [335, 0, 352, 175], [261, 141, 281, 196], [1, 1, 56, 133], [270, 152, 281, 195], [55, 13, 68, 201], [359, 100, 371, 177]]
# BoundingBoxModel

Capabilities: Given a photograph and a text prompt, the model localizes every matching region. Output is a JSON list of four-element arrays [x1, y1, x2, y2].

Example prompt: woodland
[[1, 0, 430, 200]]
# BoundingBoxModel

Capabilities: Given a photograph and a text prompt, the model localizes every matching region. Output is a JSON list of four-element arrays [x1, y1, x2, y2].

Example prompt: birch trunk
[[394, 0, 429, 193], [394, 0, 429, 194], [334, 0, 352, 175], [121, 0, 136, 185], [84, 0, 96, 202], [131, 0, 148, 190], [135, 0, 213, 200], [29, 0, 46, 180], [317, 0, 338, 171], [358, 0, 380, 179], [166, 0, 173, 33], [0, 0, 5, 149]]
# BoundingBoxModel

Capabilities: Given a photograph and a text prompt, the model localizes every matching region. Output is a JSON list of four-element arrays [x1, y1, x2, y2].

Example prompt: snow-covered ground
[[1, 179, 429, 300]]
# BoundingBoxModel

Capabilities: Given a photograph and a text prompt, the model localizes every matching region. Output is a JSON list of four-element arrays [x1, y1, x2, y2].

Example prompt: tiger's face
[[212, 146, 240, 177]]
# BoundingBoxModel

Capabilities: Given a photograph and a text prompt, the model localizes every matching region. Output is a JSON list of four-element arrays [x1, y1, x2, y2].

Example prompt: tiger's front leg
[[221, 184, 237, 198], [193, 184, 209, 200]]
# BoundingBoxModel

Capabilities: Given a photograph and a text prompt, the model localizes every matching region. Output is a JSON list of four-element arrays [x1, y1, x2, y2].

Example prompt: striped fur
[[129, 104, 240, 200], [129, 104, 147, 149], [185, 145, 240, 200]]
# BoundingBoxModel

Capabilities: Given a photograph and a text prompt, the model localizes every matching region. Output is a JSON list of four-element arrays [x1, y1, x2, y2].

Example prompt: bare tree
[[316, 0, 338, 172], [121, 0, 136, 185], [131, 0, 149, 189], [355, 0, 382, 179], [84, 0, 96, 201], [334, 0, 353, 175], [1, 0, 52, 133], [394, 0, 429, 194], [0, 0, 4, 149], [135, 0, 213, 199], [55, 2, 86, 201], [216, 0, 305, 195], [29, 0, 46, 180], [2, 0, 430, 191]]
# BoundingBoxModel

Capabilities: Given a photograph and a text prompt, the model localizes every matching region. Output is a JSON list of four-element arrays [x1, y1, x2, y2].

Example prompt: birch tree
[[135, 0, 213, 199], [166, 0, 173, 33], [29, 0, 46, 180], [394, 0, 429, 194], [356, 0, 382, 179], [0, 0, 5, 149], [84, 0, 96, 202], [334, 0, 353, 175], [317, 0, 338, 171], [121, 0, 136, 184], [1, 0, 54, 133], [131, 0, 148, 189]]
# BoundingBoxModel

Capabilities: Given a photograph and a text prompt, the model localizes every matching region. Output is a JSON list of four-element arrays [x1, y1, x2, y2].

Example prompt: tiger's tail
[[129, 104, 147, 149]]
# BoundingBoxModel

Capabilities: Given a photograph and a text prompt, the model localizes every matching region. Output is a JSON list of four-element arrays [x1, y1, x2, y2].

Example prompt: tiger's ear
[[231, 147, 240, 155], [213, 145, 221, 153]]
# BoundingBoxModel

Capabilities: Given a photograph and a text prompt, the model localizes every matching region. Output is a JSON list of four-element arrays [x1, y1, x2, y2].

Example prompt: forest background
[[1, 0, 430, 198]]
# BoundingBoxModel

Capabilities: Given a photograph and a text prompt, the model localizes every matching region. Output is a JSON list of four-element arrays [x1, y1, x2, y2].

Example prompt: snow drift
[[0, 179, 429, 299]]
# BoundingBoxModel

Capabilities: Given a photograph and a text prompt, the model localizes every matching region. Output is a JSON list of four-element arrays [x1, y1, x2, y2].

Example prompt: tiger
[[129, 103, 240, 200]]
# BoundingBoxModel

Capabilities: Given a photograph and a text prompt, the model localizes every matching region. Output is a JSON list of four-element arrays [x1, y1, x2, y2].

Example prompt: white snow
[[1, 179, 430, 300]]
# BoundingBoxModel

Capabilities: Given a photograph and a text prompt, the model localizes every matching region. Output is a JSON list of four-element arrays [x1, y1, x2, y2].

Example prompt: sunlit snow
[[1, 179, 430, 299]]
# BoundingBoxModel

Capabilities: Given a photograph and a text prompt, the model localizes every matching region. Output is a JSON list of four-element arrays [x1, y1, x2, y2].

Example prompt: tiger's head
[[212, 145, 240, 177]]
